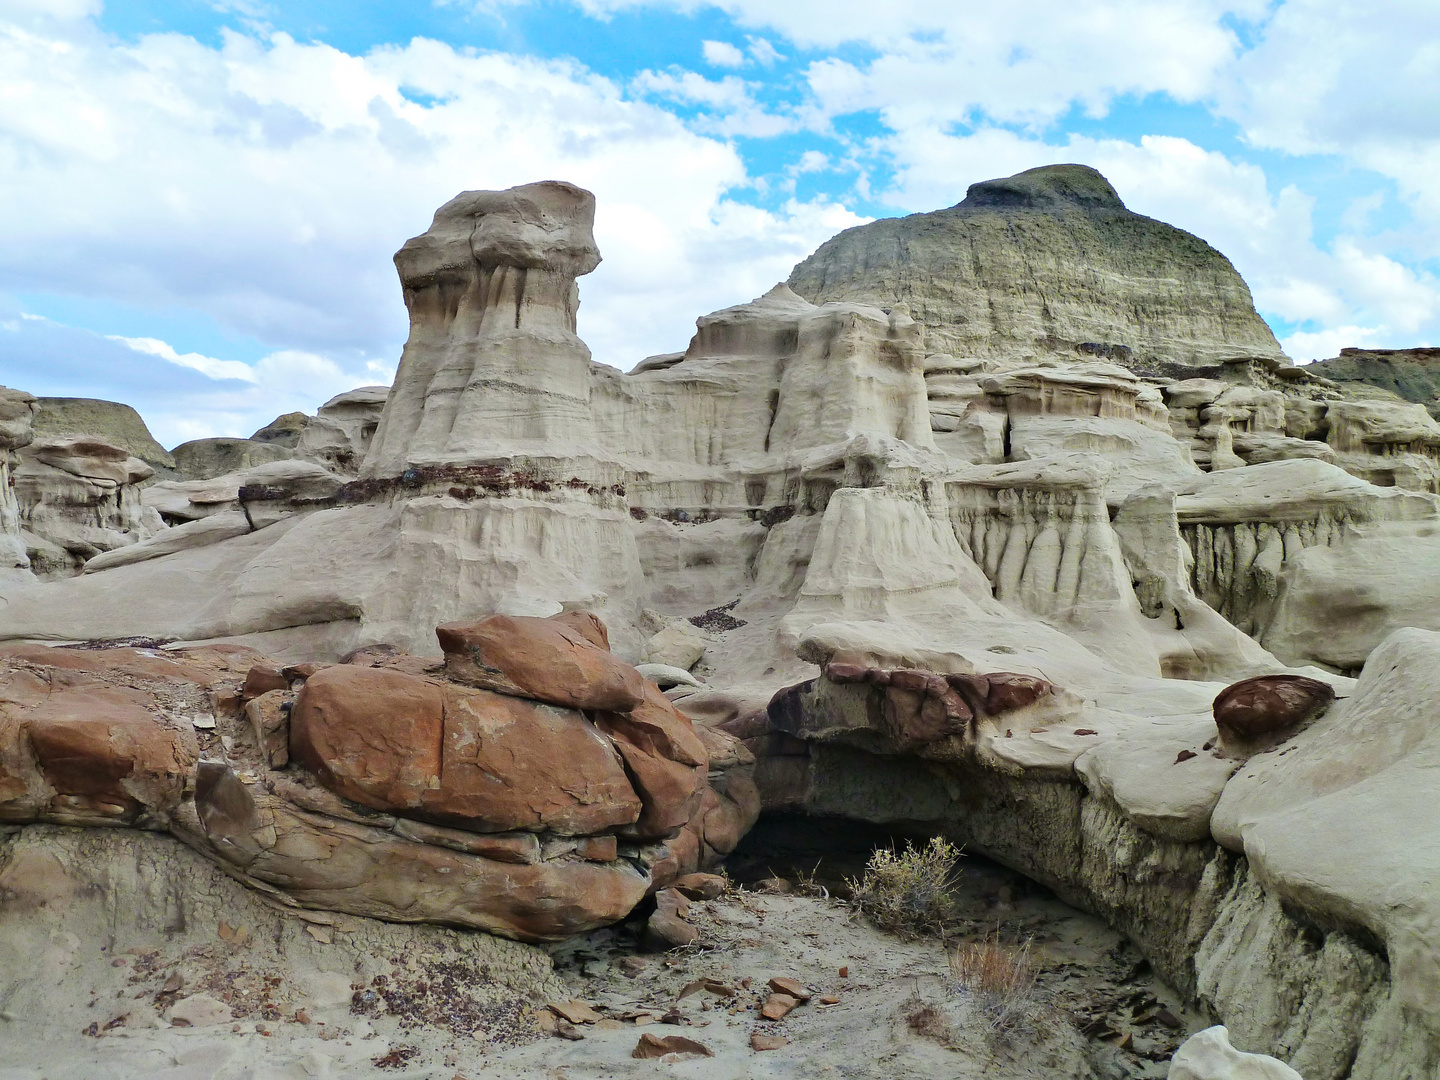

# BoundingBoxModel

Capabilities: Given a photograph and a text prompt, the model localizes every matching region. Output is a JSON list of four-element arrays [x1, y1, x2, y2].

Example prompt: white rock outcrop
[[1170, 1027, 1304, 1080]]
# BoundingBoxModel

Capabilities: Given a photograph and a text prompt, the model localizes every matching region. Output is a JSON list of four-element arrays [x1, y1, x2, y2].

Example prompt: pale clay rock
[[1169, 1026, 1304, 1080]]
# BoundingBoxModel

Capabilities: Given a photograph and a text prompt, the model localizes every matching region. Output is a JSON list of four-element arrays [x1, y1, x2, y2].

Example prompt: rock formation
[[0, 611, 756, 942], [1307, 346, 1440, 418], [31, 396, 174, 472], [788, 164, 1287, 368], [170, 436, 294, 480], [292, 385, 388, 474], [3, 169, 1440, 1078], [0, 385, 37, 572]]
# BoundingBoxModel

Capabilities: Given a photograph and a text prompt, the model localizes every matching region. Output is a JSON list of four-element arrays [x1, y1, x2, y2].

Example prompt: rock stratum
[[2, 170, 1439, 1080], [789, 164, 1287, 369]]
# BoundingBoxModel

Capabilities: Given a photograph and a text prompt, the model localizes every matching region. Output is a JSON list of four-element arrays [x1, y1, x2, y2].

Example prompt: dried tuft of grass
[[902, 997, 954, 1045], [847, 837, 962, 939], [948, 937, 1038, 1032]]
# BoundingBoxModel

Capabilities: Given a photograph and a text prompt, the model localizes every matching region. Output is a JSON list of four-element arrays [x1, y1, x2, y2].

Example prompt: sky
[[0, 0, 1437, 447]]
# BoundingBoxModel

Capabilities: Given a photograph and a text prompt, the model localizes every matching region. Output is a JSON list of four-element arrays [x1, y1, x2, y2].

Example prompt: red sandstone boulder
[[699, 773, 761, 857], [289, 666, 445, 812], [435, 684, 640, 834], [290, 665, 642, 835], [549, 610, 611, 650], [1213, 674, 1335, 748], [879, 670, 971, 748], [436, 614, 645, 711], [25, 687, 192, 819], [594, 682, 709, 839], [242, 663, 287, 701], [944, 672, 1054, 716]]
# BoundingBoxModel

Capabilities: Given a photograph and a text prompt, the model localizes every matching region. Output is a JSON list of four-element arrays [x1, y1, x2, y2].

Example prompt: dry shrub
[[902, 997, 954, 1045], [948, 937, 1038, 1031], [847, 836, 962, 938]]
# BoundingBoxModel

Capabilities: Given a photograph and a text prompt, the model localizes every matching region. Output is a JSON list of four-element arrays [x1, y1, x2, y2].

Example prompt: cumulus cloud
[[701, 39, 745, 67], [0, 10, 856, 438], [107, 337, 260, 383], [590, 0, 1263, 127]]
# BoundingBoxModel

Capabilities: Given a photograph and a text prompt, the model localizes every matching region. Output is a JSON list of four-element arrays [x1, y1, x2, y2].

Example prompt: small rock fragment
[[1175, 749, 1197, 763], [751, 1033, 789, 1051], [169, 994, 231, 1028], [671, 873, 726, 900], [549, 1000, 602, 1025], [761, 994, 798, 1020], [555, 1020, 584, 1041], [766, 977, 810, 1002], [632, 1033, 712, 1059]]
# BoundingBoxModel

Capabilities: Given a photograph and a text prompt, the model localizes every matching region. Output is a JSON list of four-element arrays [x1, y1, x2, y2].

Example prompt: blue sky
[[1, 0, 1438, 446]]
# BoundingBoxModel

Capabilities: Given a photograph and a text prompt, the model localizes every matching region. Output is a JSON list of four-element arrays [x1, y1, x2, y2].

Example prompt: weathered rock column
[[365, 180, 605, 475], [0, 386, 37, 571]]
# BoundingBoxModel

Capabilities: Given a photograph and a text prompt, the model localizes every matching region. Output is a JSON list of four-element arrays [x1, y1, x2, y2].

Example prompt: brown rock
[[198, 784, 649, 942], [244, 690, 290, 768], [879, 677, 970, 749], [25, 688, 191, 819], [822, 662, 869, 683], [632, 1033, 711, 1059], [194, 762, 261, 863], [645, 821, 704, 891], [341, 645, 445, 677], [434, 684, 640, 834], [548, 611, 611, 650], [389, 819, 540, 863], [945, 672, 1053, 716], [761, 993, 798, 1020], [699, 773, 761, 856], [1213, 674, 1335, 745], [435, 614, 644, 711], [694, 724, 753, 769], [672, 872, 726, 900], [644, 907, 699, 950], [549, 1000, 601, 1024], [575, 835, 618, 862], [291, 665, 641, 834], [289, 666, 444, 813], [766, 977, 810, 1002], [593, 682, 708, 838], [655, 886, 690, 918], [751, 1033, 789, 1051], [242, 664, 288, 702]]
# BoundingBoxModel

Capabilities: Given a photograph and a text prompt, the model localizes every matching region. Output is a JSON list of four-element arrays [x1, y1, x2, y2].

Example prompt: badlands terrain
[[1, 164, 1439, 1079]]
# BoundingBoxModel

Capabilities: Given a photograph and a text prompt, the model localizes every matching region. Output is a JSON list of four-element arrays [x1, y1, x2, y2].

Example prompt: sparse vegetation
[[948, 936, 1038, 1032], [902, 996, 954, 1045], [847, 836, 962, 939]]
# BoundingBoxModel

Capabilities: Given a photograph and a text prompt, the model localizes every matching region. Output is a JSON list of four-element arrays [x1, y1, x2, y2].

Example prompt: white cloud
[[746, 36, 781, 65], [107, 335, 259, 382], [1282, 326, 1389, 363], [590, 0, 1264, 128], [701, 39, 745, 67], [0, 13, 855, 440]]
